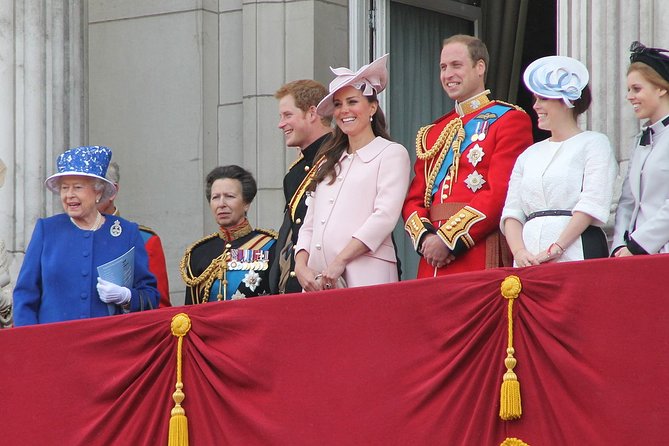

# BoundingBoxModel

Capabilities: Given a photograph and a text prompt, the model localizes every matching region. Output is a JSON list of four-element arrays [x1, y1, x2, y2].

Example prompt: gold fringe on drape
[[499, 275, 522, 420], [500, 437, 530, 446], [168, 313, 192, 446]]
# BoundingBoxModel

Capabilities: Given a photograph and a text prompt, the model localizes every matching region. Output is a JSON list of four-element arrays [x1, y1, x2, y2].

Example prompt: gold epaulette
[[494, 100, 527, 113], [138, 224, 157, 236], [184, 232, 219, 254], [417, 119, 466, 208], [179, 232, 223, 304]]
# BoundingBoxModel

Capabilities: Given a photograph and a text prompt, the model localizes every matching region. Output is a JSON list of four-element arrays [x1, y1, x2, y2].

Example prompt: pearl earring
[[369, 116, 373, 122]]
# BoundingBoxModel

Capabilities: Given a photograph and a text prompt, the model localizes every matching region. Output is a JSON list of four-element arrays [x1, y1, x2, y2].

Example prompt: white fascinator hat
[[523, 55, 589, 108]]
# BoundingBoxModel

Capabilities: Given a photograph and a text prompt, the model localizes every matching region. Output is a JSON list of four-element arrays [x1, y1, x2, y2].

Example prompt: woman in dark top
[[181, 165, 277, 303]]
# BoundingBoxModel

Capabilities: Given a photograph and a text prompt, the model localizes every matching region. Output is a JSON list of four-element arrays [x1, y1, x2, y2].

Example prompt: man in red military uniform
[[403, 34, 533, 278]]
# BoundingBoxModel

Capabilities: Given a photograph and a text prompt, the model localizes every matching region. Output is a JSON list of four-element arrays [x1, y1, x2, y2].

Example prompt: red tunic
[[403, 94, 533, 278], [139, 226, 171, 307]]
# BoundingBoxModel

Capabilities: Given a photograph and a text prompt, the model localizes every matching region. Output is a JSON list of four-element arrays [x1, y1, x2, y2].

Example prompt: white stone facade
[[559, 0, 669, 218], [0, 0, 348, 305]]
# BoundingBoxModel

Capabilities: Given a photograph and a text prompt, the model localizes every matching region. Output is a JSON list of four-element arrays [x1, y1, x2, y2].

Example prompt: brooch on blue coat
[[110, 220, 122, 237]]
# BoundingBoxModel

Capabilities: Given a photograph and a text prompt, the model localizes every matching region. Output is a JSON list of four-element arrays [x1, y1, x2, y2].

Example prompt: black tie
[[640, 127, 653, 146]]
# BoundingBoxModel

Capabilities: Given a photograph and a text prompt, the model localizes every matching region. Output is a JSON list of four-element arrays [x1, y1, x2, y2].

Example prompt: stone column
[[0, 159, 11, 327], [0, 1, 16, 287], [239, 0, 348, 231], [0, 0, 87, 288], [560, 0, 669, 158], [21, 0, 48, 245], [559, 0, 669, 220]]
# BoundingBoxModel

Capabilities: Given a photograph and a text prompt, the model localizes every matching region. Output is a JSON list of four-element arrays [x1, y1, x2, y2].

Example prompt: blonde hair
[[628, 62, 669, 91]]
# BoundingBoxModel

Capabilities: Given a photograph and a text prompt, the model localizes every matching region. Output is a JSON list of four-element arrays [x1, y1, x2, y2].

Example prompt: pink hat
[[316, 53, 389, 117]]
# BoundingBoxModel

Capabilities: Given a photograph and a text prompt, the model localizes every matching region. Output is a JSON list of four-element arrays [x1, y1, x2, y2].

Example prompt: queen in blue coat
[[13, 146, 159, 326]]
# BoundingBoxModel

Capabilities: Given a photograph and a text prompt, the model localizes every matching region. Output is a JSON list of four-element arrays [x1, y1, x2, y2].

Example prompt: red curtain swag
[[2, 255, 668, 445]]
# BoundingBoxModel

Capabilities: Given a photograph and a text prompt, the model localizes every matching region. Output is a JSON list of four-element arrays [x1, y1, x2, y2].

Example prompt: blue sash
[[431, 104, 513, 197]]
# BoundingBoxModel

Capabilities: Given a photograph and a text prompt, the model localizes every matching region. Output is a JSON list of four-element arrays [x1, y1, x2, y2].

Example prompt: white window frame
[[349, 0, 482, 122]]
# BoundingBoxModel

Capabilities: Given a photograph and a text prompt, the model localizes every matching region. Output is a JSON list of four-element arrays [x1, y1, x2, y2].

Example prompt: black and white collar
[[640, 114, 669, 146]]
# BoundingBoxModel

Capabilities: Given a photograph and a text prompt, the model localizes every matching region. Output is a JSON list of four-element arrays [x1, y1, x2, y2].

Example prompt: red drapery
[[2, 255, 669, 445]]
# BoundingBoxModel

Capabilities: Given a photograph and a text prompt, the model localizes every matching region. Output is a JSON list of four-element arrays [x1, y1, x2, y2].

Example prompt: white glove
[[96, 277, 131, 306]]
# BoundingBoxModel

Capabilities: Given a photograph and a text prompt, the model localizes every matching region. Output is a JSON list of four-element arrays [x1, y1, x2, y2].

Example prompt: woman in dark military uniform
[[181, 165, 276, 303]]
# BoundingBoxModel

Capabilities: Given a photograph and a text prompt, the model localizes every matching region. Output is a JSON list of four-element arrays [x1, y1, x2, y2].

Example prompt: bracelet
[[547, 242, 564, 256]]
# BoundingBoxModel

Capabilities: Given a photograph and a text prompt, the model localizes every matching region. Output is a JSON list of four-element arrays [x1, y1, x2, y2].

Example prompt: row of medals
[[470, 119, 489, 143], [227, 248, 269, 271]]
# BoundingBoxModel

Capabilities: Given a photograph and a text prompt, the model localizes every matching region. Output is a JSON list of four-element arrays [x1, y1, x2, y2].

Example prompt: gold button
[[454, 217, 461, 223], [295, 218, 302, 224], [444, 184, 449, 189], [459, 213, 466, 218], [446, 225, 452, 230], [289, 271, 296, 277], [304, 165, 310, 172]]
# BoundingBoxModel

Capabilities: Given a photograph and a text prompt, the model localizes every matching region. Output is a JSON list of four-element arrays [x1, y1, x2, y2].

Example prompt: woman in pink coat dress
[[294, 54, 411, 291]]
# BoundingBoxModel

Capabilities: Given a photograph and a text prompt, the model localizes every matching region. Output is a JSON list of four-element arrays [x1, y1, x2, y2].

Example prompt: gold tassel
[[169, 313, 192, 446], [499, 275, 522, 420], [500, 437, 530, 446]]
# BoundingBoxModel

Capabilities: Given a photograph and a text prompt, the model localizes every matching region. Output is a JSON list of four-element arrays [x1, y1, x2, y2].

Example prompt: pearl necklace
[[70, 211, 103, 231]]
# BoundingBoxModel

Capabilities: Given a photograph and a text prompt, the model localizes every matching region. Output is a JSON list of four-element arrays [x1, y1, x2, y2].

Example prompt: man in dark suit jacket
[[269, 80, 332, 294]]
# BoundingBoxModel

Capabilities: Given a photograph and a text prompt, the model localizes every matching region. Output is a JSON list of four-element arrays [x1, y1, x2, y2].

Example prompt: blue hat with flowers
[[523, 55, 589, 108], [45, 146, 116, 196]]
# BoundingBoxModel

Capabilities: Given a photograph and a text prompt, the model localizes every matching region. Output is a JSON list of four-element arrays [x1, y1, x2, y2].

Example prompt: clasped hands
[[514, 243, 564, 267], [295, 259, 345, 292], [421, 234, 455, 269]]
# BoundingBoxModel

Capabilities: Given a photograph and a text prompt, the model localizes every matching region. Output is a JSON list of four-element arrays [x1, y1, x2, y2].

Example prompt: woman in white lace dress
[[501, 56, 618, 267]]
